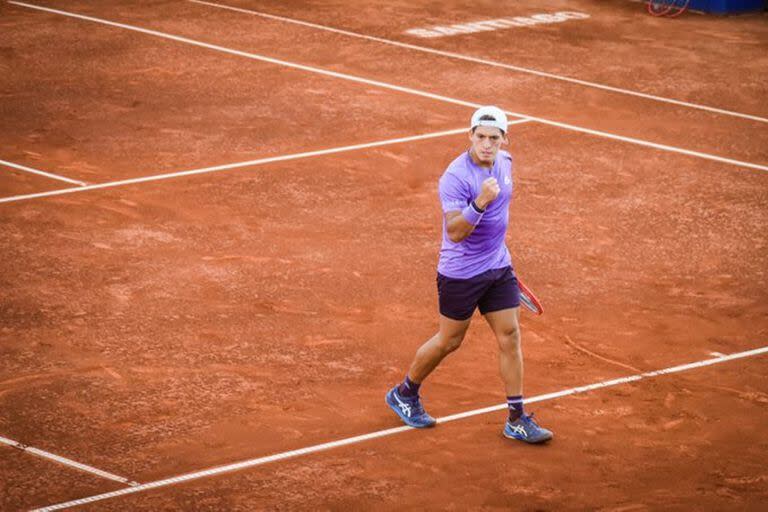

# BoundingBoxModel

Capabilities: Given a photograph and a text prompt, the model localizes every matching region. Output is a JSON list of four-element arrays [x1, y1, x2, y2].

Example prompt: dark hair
[[472, 115, 505, 135]]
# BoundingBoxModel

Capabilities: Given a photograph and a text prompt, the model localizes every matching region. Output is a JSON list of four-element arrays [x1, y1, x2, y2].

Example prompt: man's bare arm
[[445, 211, 476, 243], [445, 177, 501, 243]]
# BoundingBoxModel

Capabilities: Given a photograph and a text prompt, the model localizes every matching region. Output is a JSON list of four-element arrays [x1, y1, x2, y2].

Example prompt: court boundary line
[[33, 345, 768, 511], [2, 112, 766, 206], [0, 159, 87, 186], [8, 1, 768, 178], [0, 435, 138, 486], [0, 122, 530, 204], [188, 0, 768, 125]]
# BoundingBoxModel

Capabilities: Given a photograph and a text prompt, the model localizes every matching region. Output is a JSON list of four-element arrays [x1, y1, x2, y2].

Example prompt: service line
[[0, 159, 87, 186], [34, 345, 768, 511], [2, 111, 765, 206], [0, 122, 529, 204], [9, 1, 768, 178], [0, 435, 137, 486], [189, 0, 768, 124]]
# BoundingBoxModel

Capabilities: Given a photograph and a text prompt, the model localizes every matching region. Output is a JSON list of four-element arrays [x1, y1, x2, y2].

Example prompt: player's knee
[[497, 327, 521, 352], [438, 333, 465, 354]]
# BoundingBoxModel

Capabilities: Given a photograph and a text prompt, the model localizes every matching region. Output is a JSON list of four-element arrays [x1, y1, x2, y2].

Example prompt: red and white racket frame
[[518, 278, 544, 315]]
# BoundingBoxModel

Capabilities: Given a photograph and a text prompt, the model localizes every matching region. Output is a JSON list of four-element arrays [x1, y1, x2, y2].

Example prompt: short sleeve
[[439, 171, 469, 213]]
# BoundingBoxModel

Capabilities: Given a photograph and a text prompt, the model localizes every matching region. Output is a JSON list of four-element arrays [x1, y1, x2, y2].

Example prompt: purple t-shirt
[[437, 149, 513, 279]]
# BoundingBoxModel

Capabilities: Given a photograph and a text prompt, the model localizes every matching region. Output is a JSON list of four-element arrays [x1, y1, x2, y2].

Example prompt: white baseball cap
[[470, 106, 508, 134]]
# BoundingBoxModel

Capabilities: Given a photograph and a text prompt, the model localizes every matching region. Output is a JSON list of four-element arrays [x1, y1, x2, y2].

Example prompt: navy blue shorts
[[436, 266, 521, 321]]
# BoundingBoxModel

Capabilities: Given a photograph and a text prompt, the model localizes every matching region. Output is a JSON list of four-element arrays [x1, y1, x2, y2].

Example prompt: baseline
[[0, 159, 87, 186], [33, 345, 768, 511], [0, 435, 138, 486], [189, 0, 768, 125], [10, 2, 768, 176]]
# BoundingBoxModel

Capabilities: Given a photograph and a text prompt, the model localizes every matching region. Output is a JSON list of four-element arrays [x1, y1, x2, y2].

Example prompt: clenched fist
[[475, 177, 500, 210]]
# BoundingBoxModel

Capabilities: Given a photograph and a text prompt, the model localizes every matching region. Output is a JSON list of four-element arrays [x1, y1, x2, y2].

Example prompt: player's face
[[469, 126, 506, 165]]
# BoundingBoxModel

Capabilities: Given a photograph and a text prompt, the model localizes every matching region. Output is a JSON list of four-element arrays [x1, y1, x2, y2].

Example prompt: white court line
[[2, 113, 766, 206], [0, 435, 138, 486], [7, 1, 485, 110], [189, 0, 768, 125], [34, 345, 768, 511], [0, 159, 87, 186], [1, 113, 765, 206], [9, 2, 768, 176], [526, 118, 768, 172], [0, 122, 530, 204]]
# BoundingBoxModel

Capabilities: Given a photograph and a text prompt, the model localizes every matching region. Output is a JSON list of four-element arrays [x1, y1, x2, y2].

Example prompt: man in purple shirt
[[386, 106, 553, 444]]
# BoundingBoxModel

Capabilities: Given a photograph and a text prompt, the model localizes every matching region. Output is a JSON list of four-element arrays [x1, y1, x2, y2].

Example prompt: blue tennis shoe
[[386, 386, 436, 428], [503, 413, 553, 444]]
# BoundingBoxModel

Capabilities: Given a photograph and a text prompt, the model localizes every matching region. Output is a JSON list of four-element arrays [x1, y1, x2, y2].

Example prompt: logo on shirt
[[504, 174, 511, 185]]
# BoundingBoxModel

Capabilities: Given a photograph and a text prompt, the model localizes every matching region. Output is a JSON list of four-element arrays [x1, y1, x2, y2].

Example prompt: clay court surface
[[1, 0, 767, 510]]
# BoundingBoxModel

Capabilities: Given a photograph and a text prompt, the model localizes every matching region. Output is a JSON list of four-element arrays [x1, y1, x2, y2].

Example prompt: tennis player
[[386, 106, 553, 444]]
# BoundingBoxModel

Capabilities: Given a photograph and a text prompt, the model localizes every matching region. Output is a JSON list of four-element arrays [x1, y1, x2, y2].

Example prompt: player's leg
[[404, 270, 485, 389], [480, 268, 553, 443], [484, 307, 523, 397], [407, 314, 471, 383], [386, 271, 486, 428], [385, 314, 471, 428]]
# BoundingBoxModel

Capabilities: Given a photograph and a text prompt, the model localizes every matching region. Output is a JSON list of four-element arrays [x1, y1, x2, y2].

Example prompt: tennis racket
[[518, 278, 544, 315], [647, 0, 674, 16], [665, 0, 690, 17], [646, 0, 690, 17]]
